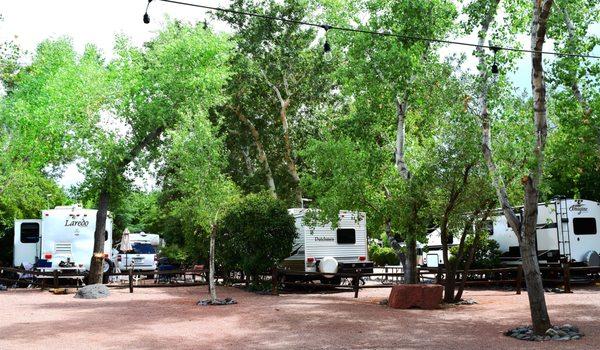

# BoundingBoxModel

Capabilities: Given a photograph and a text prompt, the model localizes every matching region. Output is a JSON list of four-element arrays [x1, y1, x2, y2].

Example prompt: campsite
[[1, 0, 599, 349]]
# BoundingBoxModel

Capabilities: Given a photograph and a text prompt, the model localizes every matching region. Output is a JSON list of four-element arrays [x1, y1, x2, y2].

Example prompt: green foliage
[[0, 38, 95, 249], [368, 245, 399, 267], [159, 244, 190, 266], [449, 236, 502, 269], [78, 20, 233, 207], [216, 0, 334, 204], [217, 192, 296, 278], [112, 191, 162, 240]]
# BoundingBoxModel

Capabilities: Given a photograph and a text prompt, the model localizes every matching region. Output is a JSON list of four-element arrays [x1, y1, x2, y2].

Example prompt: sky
[[0, 0, 596, 190]]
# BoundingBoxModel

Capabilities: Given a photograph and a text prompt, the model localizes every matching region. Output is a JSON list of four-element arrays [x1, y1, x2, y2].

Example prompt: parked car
[[115, 242, 157, 277]]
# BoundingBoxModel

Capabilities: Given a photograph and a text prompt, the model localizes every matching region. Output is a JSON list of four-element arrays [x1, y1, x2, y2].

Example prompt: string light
[[322, 25, 332, 61], [490, 46, 500, 75], [143, 0, 153, 24], [148, 0, 600, 60]]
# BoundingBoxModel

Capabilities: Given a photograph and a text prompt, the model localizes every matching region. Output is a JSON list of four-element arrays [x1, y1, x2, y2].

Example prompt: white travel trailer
[[127, 232, 163, 247], [13, 204, 113, 272], [283, 209, 373, 279], [423, 198, 600, 268]]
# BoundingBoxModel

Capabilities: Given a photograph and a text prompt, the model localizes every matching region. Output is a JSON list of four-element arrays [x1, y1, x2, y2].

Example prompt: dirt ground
[[0, 285, 599, 350]]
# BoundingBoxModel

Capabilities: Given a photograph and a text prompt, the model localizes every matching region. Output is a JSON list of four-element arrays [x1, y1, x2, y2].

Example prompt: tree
[[312, 0, 458, 283], [544, 0, 599, 200], [217, 0, 333, 206], [160, 114, 239, 303], [81, 21, 233, 284], [1, 38, 106, 255], [476, 0, 555, 334]]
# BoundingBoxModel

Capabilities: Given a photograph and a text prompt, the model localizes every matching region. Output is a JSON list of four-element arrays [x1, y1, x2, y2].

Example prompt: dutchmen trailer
[[13, 204, 114, 273], [423, 198, 600, 268], [283, 209, 373, 282]]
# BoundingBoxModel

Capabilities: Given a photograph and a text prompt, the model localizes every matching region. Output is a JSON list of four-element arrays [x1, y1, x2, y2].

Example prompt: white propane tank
[[319, 256, 339, 277]]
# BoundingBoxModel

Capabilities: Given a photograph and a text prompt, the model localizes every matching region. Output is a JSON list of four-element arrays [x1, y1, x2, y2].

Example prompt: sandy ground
[[0, 285, 599, 350]]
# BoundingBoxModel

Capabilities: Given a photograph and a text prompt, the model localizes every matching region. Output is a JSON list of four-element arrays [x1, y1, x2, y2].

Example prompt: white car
[[115, 242, 157, 273]]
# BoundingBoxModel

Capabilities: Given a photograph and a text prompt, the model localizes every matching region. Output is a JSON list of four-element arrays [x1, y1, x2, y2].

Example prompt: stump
[[388, 284, 442, 309]]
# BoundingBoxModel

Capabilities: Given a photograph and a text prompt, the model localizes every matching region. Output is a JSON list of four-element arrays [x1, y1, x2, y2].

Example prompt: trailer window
[[132, 243, 156, 254], [337, 228, 356, 244], [20, 223, 40, 243], [573, 218, 597, 235]]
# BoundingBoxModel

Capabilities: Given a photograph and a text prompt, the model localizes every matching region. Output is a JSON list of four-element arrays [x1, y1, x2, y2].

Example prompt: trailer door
[[13, 220, 42, 267]]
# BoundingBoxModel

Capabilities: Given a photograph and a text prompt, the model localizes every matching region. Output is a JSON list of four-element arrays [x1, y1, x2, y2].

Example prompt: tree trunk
[[517, 0, 554, 335], [475, 0, 553, 334], [234, 107, 277, 197], [454, 231, 480, 302], [260, 71, 301, 205], [209, 224, 217, 303], [404, 239, 418, 284], [88, 189, 110, 284], [394, 93, 410, 180], [279, 99, 302, 206], [394, 92, 419, 284], [454, 204, 493, 302]]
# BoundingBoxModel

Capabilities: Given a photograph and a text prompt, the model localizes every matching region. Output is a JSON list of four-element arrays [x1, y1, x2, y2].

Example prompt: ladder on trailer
[[557, 198, 572, 261]]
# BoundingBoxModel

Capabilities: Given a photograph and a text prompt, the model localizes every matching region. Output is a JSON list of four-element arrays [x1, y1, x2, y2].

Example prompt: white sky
[[0, 0, 596, 190]]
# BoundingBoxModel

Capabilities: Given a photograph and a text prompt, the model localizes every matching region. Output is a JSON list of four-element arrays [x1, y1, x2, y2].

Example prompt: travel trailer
[[283, 209, 373, 281], [127, 232, 163, 247], [423, 198, 600, 268], [13, 204, 113, 272]]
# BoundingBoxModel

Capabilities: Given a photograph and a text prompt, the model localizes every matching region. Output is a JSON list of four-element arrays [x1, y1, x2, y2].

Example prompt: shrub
[[159, 244, 190, 266], [450, 235, 502, 269], [217, 192, 296, 280], [369, 244, 399, 266]]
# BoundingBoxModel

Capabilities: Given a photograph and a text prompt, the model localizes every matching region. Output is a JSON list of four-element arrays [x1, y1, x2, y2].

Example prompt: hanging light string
[[152, 0, 600, 60]]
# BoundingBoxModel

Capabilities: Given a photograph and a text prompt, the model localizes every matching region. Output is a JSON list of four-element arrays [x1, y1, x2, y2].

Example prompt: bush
[[450, 235, 502, 269], [369, 244, 399, 266], [159, 244, 189, 266], [217, 192, 296, 280]]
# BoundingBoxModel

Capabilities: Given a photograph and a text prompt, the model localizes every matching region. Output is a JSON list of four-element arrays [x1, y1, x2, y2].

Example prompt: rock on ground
[[74, 284, 110, 299], [197, 297, 237, 306], [505, 324, 584, 341], [388, 284, 442, 309]]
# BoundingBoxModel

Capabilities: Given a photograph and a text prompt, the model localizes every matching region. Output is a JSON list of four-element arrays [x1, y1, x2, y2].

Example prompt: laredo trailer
[[423, 198, 600, 268], [283, 209, 373, 282], [13, 204, 114, 275]]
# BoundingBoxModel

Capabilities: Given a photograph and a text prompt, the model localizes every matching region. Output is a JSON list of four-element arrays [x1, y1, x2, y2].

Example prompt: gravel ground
[[0, 285, 599, 350]]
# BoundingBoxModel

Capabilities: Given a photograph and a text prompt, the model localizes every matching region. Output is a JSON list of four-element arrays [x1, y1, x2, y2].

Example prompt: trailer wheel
[[583, 250, 600, 267], [102, 259, 115, 284]]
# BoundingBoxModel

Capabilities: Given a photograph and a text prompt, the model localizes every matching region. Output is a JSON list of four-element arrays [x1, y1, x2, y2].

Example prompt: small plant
[[450, 235, 502, 269], [369, 244, 400, 266]]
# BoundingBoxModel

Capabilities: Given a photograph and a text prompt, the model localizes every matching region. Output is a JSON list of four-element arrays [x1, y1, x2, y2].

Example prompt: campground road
[[0, 284, 599, 349]]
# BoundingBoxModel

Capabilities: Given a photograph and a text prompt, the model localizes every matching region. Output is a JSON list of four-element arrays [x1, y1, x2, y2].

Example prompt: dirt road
[[0, 285, 598, 349]]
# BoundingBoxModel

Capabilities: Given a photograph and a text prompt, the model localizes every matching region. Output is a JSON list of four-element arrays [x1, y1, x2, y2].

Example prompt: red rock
[[387, 284, 443, 309]]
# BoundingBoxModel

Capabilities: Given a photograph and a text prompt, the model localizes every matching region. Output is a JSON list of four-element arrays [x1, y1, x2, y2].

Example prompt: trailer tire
[[583, 250, 600, 267], [102, 259, 115, 284]]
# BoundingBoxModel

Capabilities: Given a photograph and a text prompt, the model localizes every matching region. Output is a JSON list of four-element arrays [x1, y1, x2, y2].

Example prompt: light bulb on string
[[324, 40, 332, 61], [143, 0, 153, 24], [489, 43, 500, 83], [322, 24, 333, 62]]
